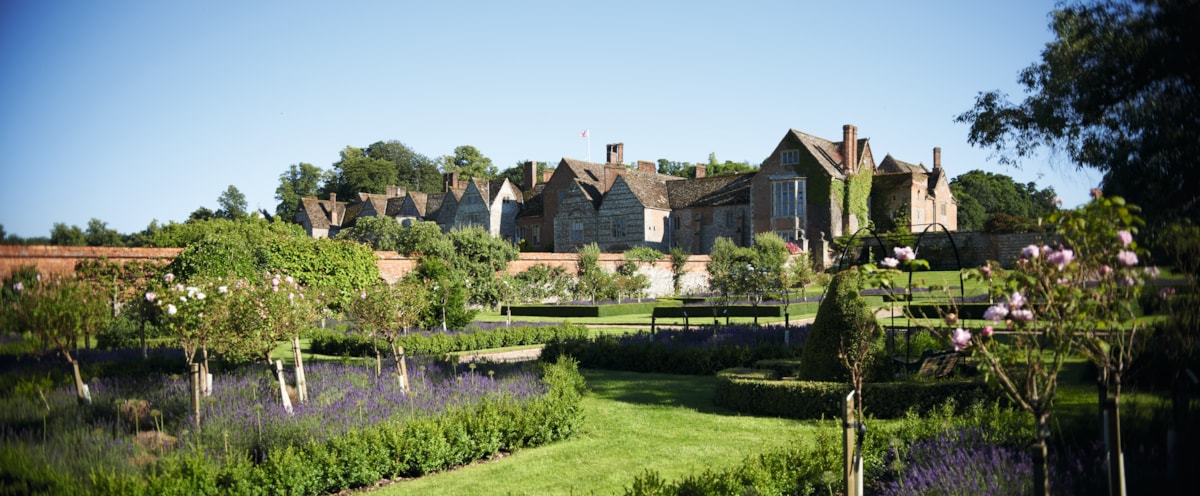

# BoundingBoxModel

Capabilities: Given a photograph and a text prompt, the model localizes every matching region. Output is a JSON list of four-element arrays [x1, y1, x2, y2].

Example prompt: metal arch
[[907, 222, 966, 302], [823, 226, 890, 302]]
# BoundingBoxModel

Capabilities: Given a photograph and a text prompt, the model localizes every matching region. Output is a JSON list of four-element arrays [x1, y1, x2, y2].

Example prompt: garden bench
[[893, 349, 958, 378]]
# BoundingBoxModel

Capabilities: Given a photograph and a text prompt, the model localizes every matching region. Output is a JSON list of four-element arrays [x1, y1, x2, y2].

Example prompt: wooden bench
[[893, 350, 959, 378]]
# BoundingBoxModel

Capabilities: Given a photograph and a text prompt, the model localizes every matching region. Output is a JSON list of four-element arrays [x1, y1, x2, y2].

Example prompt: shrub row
[[713, 371, 1000, 419], [541, 328, 802, 376], [78, 357, 586, 496], [504, 301, 667, 318], [651, 302, 819, 319], [309, 323, 589, 357]]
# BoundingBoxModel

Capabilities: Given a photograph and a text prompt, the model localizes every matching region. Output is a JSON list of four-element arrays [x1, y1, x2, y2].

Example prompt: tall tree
[[274, 162, 325, 221], [365, 140, 442, 193], [50, 222, 86, 246], [441, 145, 496, 179], [950, 170, 1058, 231], [215, 185, 248, 220], [956, 0, 1200, 224], [324, 146, 396, 199], [85, 218, 124, 247]]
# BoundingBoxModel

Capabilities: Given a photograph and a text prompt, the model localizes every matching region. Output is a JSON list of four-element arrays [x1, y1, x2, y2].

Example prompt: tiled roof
[[517, 184, 545, 219], [615, 169, 682, 209], [298, 196, 349, 228], [666, 172, 756, 208], [788, 129, 869, 179], [341, 201, 364, 226], [425, 193, 446, 219], [468, 177, 491, 203], [406, 191, 429, 216], [877, 154, 928, 175]]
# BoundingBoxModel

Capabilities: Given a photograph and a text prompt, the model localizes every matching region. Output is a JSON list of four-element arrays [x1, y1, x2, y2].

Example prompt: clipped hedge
[[713, 371, 999, 419], [907, 303, 992, 320], [541, 326, 803, 376], [86, 357, 586, 496], [309, 323, 589, 357], [651, 302, 820, 319], [504, 301, 670, 318]]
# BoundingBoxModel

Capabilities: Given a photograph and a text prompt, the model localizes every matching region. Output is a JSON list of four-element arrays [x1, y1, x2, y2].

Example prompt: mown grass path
[[372, 369, 817, 495]]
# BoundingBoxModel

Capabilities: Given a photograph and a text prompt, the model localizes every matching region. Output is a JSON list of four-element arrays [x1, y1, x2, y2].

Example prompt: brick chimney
[[606, 143, 624, 165], [842, 124, 858, 173], [932, 147, 942, 169], [523, 161, 537, 191], [693, 164, 706, 179], [443, 172, 459, 192], [637, 160, 655, 173]]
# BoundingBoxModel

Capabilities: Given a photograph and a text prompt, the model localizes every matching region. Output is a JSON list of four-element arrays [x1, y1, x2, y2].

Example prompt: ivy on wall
[[845, 170, 873, 228]]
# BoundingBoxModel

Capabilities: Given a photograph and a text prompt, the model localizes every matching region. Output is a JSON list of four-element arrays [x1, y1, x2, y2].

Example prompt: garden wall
[[0, 246, 713, 298], [859, 231, 1052, 270]]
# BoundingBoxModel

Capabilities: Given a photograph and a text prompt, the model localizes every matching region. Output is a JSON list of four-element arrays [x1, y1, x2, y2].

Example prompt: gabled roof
[[559, 158, 608, 190], [356, 192, 405, 218], [876, 154, 928, 175], [570, 178, 604, 210], [787, 129, 869, 179], [517, 184, 545, 219], [466, 177, 492, 203], [298, 197, 347, 228], [404, 191, 429, 217], [666, 172, 756, 208], [341, 201, 364, 227], [425, 193, 446, 219]]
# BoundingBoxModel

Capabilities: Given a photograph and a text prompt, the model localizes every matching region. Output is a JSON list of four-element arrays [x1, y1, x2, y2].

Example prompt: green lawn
[[372, 370, 819, 495]]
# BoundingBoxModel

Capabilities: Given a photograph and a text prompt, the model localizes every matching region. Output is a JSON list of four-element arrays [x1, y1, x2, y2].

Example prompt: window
[[611, 217, 627, 238], [772, 179, 806, 218], [532, 225, 541, 245], [775, 230, 798, 243], [781, 150, 800, 165], [570, 221, 583, 242], [725, 210, 734, 227], [940, 202, 947, 218]]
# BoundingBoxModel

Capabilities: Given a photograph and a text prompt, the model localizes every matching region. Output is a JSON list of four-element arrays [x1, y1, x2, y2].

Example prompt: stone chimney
[[606, 143, 624, 165], [523, 161, 537, 191], [329, 193, 339, 225], [637, 160, 655, 173], [385, 185, 399, 197], [933, 147, 942, 169], [842, 124, 858, 173], [541, 169, 554, 183], [693, 164, 706, 179]]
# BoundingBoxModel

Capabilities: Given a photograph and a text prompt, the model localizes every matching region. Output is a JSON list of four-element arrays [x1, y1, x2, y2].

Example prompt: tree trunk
[[372, 337, 382, 376], [388, 341, 409, 394], [274, 359, 293, 415], [200, 346, 211, 397], [1032, 414, 1050, 496], [68, 353, 90, 405], [190, 362, 201, 425], [139, 318, 147, 359], [291, 335, 307, 403], [1104, 374, 1127, 496]]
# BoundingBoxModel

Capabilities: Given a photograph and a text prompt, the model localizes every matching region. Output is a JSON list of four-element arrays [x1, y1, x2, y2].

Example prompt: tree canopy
[[216, 185, 248, 220], [950, 170, 1059, 231], [956, 0, 1200, 224], [441, 145, 496, 180], [274, 162, 326, 221]]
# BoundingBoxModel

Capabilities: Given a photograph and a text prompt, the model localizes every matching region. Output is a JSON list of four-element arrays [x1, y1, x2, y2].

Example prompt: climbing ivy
[[846, 170, 873, 229]]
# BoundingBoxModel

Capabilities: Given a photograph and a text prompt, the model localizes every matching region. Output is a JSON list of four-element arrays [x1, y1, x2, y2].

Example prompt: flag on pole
[[579, 129, 589, 138]]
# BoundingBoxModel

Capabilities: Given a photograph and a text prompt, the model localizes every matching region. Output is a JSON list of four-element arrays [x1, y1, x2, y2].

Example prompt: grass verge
[[372, 369, 818, 495]]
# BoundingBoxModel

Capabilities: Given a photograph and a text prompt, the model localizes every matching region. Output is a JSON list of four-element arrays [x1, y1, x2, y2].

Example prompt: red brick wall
[[0, 245, 183, 280], [1, 246, 712, 288]]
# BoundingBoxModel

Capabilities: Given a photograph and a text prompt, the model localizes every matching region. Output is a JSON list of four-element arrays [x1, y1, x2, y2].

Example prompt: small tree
[[7, 274, 111, 404], [348, 279, 428, 391], [575, 243, 605, 304], [669, 246, 691, 295]]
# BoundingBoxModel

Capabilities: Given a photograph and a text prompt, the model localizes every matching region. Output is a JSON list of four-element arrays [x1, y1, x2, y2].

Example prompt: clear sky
[[0, 0, 1101, 239]]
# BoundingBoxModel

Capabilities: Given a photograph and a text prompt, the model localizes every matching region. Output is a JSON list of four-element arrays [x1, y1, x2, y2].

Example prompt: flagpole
[[587, 133, 591, 162]]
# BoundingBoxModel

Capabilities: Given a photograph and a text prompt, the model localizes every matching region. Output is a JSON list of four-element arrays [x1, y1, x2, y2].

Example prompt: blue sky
[[0, 0, 1100, 239]]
